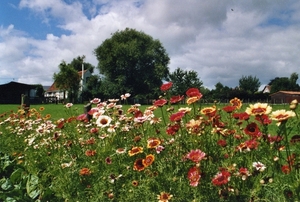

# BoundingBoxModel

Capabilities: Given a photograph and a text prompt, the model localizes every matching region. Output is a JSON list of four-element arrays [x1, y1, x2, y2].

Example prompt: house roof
[[270, 91, 300, 96]]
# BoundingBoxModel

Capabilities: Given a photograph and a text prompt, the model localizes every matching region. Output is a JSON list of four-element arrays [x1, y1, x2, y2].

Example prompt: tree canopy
[[239, 75, 261, 94], [168, 67, 203, 95], [94, 28, 170, 99], [269, 72, 300, 93], [53, 61, 80, 102]]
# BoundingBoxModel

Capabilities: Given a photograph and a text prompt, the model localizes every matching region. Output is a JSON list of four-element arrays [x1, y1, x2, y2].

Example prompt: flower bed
[[1, 82, 300, 201]]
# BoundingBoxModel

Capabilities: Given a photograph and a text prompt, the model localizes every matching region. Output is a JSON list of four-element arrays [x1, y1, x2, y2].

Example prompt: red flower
[[217, 139, 227, 147], [212, 170, 231, 186], [187, 166, 201, 187], [133, 158, 146, 171], [166, 124, 180, 135], [153, 99, 168, 107], [186, 88, 202, 98], [255, 114, 272, 125], [233, 112, 249, 121], [160, 82, 173, 91], [170, 95, 184, 104], [281, 165, 291, 174], [222, 106, 236, 113], [170, 111, 185, 122], [244, 122, 261, 138]]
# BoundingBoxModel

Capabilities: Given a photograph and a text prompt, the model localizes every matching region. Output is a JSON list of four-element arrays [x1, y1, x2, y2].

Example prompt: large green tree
[[53, 61, 80, 103], [239, 75, 261, 94], [94, 28, 170, 99], [168, 67, 203, 95], [269, 72, 300, 93], [70, 55, 94, 73]]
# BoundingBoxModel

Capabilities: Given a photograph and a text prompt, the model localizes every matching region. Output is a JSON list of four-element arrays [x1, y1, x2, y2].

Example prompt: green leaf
[[26, 174, 40, 199], [10, 168, 23, 184], [1, 178, 13, 191]]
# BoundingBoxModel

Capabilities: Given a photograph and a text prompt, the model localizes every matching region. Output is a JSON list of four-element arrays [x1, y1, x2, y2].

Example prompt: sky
[[1, 0, 300, 90]]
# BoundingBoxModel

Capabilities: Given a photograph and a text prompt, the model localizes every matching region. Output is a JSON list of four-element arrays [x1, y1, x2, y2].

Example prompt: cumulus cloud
[[0, 0, 300, 89]]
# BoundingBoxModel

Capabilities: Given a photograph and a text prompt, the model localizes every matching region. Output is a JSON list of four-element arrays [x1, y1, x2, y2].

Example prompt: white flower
[[65, 103, 73, 108], [252, 161, 266, 172], [96, 115, 112, 127]]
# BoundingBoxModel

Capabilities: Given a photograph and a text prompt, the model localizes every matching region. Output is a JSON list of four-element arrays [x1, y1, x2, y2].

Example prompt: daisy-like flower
[[270, 110, 296, 124], [170, 95, 184, 104], [222, 105, 236, 113], [65, 103, 73, 108], [169, 111, 185, 122], [154, 99, 168, 107], [245, 103, 272, 116], [142, 154, 155, 167], [132, 180, 139, 187], [128, 146, 143, 156], [244, 122, 261, 138], [212, 170, 231, 186], [200, 107, 216, 117], [230, 97, 242, 109], [186, 96, 200, 105], [79, 168, 91, 176], [252, 161, 266, 172], [133, 158, 145, 171], [186, 119, 204, 135], [187, 166, 201, 187], [85, 150, 96, 157], [147, 138, 161, 148], [186, 149, 206, 163], [178, 107, 192, 114], [160, 82, 173, 91], [96, 115, 112, 127], [90, 98, 101, 104], [186, 88, 202, 98], [116, 148, 126, 154], [157, 191, 173, 202], [39, 107, 45, 111], [237, 167, 251, 180]]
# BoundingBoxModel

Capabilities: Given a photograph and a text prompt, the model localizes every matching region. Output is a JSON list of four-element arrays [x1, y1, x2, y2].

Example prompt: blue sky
[[1, 0, 300, 90]]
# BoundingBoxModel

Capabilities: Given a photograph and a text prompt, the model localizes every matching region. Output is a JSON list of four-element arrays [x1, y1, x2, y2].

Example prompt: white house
[[45, 69, 91, 102]]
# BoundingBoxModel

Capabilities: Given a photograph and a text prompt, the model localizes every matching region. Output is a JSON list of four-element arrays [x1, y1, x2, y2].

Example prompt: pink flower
[[186, 149, 206, 163], [187, 166, 201, 187], [90, 98, 101, 104]]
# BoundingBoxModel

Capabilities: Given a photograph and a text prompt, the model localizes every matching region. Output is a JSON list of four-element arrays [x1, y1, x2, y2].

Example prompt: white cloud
[[0, 0, 300, 90]]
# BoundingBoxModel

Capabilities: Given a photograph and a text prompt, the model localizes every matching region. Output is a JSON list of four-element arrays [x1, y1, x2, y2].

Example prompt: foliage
[[1, 84, 300, 201], [239, 75, 261, 94], [35, 84, 45, 98], [269, 72, 300, 94], [94, 28, 170, 99], [70, 55, 95, 73], [168, 67, 203, 96], [53, 61, 80, 103]]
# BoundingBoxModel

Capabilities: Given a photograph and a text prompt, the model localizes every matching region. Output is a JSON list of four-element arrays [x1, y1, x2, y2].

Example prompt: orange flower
[[143, 154, 155, 167], [79, 168, 91, 176], [186, 96, 200, 105], [128, 146, 143, 156], [200, 107, 216, 116], [133, 158, 145, 171], [85, 150, 96, 156], [147, 138, 161, 148], [157, 192, 173, 202], [39, 107, 45, 111], [230, 97, 242, 109]]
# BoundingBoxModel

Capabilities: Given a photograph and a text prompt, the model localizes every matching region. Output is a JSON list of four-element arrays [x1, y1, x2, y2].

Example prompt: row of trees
[[53, 28, 300, 103]]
